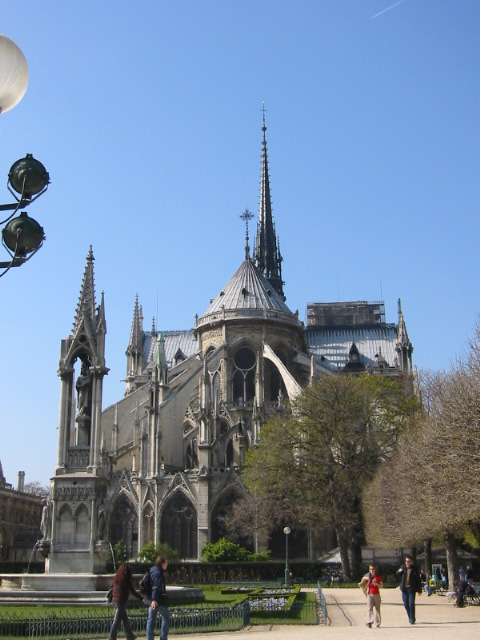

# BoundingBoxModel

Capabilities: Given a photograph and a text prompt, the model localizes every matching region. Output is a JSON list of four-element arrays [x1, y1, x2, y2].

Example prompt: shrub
[[138, 541, 178, 563], [201, 538, 253, 562]]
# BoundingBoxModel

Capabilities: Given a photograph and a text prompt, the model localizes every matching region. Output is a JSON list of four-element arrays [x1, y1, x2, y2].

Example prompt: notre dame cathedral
[[44, 116, 413, 573]]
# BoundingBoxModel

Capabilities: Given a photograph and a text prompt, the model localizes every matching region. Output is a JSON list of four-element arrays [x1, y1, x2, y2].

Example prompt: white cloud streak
[[371, 0, 407, 19]]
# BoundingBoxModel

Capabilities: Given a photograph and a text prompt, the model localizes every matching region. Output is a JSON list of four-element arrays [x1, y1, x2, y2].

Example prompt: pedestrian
[[359, 564, 383, 628], [108, 563, 144, 640], [466, 565, 474, 585], [441, 566, 448, 589], [397, 554, 422, 625], [146, 556, 170, 640]]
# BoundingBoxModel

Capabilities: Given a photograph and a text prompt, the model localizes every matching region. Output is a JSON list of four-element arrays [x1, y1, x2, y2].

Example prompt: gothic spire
[[254, 110, 285, 300], [72, 246, 97, 336], [127, 294, 144, 354]]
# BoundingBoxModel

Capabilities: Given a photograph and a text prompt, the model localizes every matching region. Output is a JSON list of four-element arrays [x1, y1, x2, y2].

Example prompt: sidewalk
[[131, 587, 480, 640]]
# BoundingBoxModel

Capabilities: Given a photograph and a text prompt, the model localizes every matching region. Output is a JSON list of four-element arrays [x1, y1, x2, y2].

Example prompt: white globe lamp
[[0, 35, 29, 114]]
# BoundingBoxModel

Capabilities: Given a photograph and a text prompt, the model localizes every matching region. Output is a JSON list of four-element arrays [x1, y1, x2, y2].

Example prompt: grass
[[0, 585, 317, 622]]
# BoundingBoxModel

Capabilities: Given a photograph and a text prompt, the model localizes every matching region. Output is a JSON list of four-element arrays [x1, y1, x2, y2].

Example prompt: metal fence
[[0, 602, 249, 639], [317, 580, 328, 623], [0, 592, 320, 638]]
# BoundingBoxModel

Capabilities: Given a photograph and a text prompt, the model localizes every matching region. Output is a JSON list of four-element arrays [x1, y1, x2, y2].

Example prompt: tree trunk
[[337, 529, 351, 579], [424, 538, 433, 578], [444, 530, 459, 588], [350, 539, 363, 581]]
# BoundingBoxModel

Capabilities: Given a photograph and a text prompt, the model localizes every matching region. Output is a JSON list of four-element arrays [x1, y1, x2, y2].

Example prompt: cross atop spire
[[240, 208, 254, 260]]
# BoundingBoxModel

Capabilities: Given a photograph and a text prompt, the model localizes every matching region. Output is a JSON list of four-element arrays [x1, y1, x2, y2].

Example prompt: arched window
[[186, 444, 193, 469], [161, 492, 197, 559], [232, 347, 256, 403], [211, 491, 253, 551], [109, 494, 138, 559], [212, 371, 221, 404], [143, 502, 155, 546], [225, 439, 234, 467]]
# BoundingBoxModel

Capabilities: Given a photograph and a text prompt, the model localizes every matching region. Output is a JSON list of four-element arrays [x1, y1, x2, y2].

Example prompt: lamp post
[[0, 35, 50, 276], [283, 526, 290, 587]]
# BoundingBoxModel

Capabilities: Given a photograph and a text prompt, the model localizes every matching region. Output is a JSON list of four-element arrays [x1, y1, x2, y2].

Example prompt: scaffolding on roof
[[306, 301, 387, 328]]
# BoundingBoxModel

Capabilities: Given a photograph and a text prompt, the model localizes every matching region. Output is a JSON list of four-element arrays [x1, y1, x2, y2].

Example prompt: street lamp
[[0, 35, 50, 276], [0, 154, 49, 275], [283, 526, 291, 587]]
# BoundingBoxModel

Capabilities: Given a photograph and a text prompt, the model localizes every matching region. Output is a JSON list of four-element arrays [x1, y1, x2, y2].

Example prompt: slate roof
[[199, 258, 294, 318], [306, 325, 399, 370], [143, 330, 198, 370]]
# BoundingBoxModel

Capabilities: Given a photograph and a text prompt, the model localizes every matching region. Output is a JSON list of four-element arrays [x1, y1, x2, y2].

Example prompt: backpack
[[139, 570, 152, 598]]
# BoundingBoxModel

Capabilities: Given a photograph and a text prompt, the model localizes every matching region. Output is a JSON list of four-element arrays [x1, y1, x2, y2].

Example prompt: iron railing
[[0, 602, 249, 639], [317, 580, 328, 623], [0, 593, 321, 638]]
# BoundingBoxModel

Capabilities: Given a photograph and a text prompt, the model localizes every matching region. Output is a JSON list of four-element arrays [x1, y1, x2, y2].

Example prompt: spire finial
[[240, 208, 254, 260], [261, 102, 267, 133]]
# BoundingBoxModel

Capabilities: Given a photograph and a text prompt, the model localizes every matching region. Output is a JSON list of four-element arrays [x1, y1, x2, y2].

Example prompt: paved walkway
[[131, 587, 480, 640]]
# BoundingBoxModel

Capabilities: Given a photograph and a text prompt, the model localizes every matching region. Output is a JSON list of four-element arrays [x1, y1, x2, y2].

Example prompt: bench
[[464, 590, 480, 606]]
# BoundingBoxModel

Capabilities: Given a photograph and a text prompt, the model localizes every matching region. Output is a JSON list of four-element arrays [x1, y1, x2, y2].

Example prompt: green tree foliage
[[138, 541, 178, 563], [201, 537, 270, 562], [113, 539, 128, 564], [245, 373, 417, 579]]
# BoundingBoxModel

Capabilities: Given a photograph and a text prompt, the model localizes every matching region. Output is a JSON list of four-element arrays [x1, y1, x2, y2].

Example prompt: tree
[[113, 539, 128, 564], [23, 481, 49, 497], [245, 373, 417, 579], [363, 318, 480, 586], [220, 490, 281, 553]]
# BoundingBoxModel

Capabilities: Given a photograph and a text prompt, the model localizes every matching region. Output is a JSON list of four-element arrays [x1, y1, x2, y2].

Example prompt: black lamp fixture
[[0, 35, 50, 276]]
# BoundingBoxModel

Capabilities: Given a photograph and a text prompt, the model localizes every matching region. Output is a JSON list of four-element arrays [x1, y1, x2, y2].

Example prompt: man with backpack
[[145, 556, 169, 640]]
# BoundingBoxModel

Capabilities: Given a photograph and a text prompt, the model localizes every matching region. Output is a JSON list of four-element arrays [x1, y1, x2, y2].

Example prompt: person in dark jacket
[[397, 554, 423, 624], [108, 563, 144, 640], [146, 556, 170, 640], [455, 578, 475, 607]]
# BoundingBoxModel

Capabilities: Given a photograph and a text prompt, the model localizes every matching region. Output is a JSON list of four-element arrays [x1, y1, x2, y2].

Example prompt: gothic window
[[269, 349, 287, 401], [210, 490, 253, 551], [184, 439, 198, 470], [269, 368, 282, 401], [109, 494, 138, 559], [232, 347, 256, 403], [225, 439, 234, 467], [143, 502, 155, 545], [160, 492, 197, 559], [185, 444, 193, 470], [212, 371, 221, 404], [192, 439, 198, 467]]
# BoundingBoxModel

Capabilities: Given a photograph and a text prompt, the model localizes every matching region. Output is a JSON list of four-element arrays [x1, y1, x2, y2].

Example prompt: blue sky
[[1, 0, 479, 486]]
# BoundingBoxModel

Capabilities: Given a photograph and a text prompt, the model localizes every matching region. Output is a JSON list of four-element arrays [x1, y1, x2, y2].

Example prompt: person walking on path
[[108, 563, 144, 640], [359, 564, 383, 628], [146, 556, 170, 640], [397, 554, 423, 624]]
